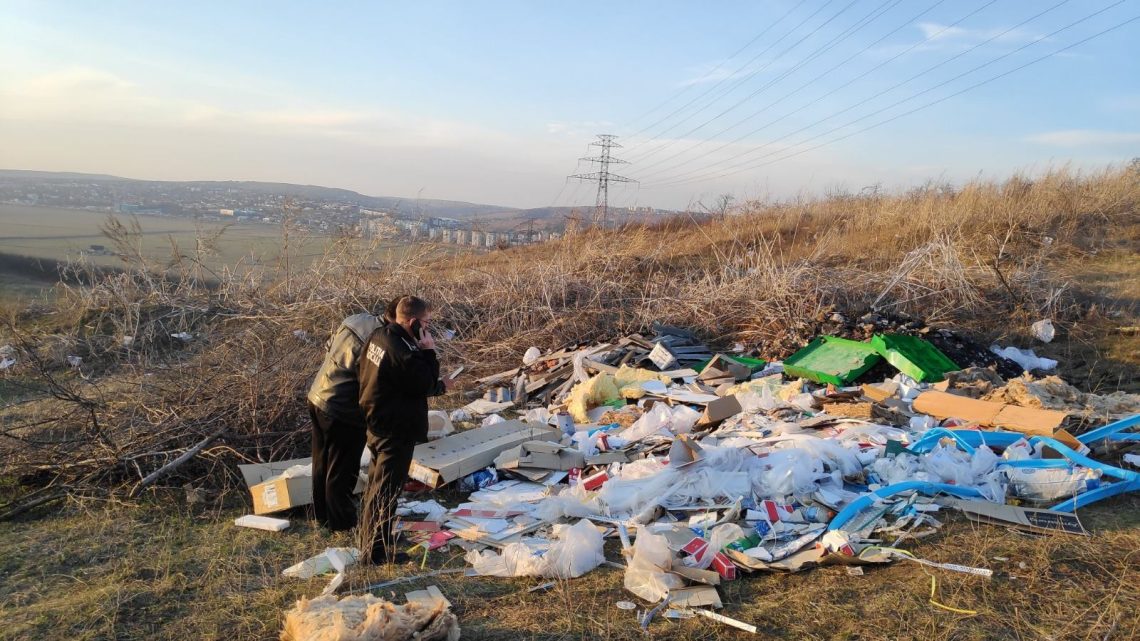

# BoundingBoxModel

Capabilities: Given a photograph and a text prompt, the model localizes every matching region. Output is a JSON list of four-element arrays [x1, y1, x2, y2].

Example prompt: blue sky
[[1, 0, 1137, 209]]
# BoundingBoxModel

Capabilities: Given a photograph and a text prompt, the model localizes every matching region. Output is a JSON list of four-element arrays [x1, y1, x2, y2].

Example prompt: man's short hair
[[396, 296, 431, 322], [384, 295, 408, 322]]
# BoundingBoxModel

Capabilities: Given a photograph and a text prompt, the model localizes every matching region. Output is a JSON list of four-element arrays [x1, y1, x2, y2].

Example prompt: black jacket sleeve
[[394, 346, 442, 397]]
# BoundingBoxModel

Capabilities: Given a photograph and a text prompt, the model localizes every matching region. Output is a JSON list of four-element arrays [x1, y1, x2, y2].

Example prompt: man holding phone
[[356, 295, 452, 564], [304, 296, 404, 531]]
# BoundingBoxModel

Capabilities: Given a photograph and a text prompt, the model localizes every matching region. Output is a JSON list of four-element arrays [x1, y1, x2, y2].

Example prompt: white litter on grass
[[66, 355, 82, 368], [523, 346, 543, 366], [0, 357, 15, 371], [464, 519, 605, 579], [235, 514, 290, 532], [171, 332, 193, 342], [990, 345, 1058, 372], [1031, 319, 1055, 343], [282, 547, 360, 596], [481, 413, 506, 427]]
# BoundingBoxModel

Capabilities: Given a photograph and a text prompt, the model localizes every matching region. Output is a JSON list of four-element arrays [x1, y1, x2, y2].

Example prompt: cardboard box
[[494, 440, 585, 471], [239, 456, 366, 515], [699, 394, 743, 425], [700, 354, 750, 382], [239, 457, 314, 515], [407, 420, 561, 488], [912, 390, 1066, 436]]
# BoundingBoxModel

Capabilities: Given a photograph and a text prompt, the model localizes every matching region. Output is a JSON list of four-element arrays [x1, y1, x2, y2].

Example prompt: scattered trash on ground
[[264, 324, 1138, 633]]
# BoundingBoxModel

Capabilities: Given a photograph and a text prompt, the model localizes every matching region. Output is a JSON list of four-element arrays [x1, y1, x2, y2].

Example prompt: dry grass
[[0, 163, 1138, 639], [1, 492, 1136, 640]]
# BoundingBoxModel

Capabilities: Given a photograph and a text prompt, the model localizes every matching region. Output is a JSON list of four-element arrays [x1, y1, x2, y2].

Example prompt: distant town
[[0, 171, 680, 250]]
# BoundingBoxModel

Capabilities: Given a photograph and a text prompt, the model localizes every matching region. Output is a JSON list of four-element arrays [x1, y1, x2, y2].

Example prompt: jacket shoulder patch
[[366, 342, 386, 366]]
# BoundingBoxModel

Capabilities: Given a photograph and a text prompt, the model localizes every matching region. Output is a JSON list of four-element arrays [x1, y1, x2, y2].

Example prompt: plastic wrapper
[[623, 531, 684, 602], [480, 413, 506, 427], [1006, 466, 1101, 501], [522, 407, 552, 425], [465, 519, 604, 579], [990, 345, 1058, 372], [523, 346, 543, 365]]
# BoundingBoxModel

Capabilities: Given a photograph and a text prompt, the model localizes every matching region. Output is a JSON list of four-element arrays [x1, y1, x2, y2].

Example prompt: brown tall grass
[[1, 164, 1137, 514]]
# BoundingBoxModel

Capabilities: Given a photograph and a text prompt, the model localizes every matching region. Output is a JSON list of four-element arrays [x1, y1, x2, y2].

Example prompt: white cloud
[[1025, 129, 1140, 147], [675, 58, 793, 88], [916, 22, 1046, 45]]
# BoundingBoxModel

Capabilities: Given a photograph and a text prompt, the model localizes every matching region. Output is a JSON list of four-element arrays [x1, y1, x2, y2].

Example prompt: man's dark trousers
[[309, 402, 366, 531], [358, 431, 415, 563]]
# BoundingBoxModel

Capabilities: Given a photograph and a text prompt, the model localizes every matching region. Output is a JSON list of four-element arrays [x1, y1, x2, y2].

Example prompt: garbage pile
[[259, 324, 1139, 632]]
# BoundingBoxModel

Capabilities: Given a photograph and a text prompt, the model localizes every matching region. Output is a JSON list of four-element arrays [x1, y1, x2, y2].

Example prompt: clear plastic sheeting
[[871, 445, 1005, 502], [464, 518, 605, 579], [1006, 466, 1102, 501], [623, 531, 684, 602]]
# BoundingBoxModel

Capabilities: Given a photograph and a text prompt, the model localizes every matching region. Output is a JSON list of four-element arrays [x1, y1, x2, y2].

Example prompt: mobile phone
[[410, 319, 423, 340]]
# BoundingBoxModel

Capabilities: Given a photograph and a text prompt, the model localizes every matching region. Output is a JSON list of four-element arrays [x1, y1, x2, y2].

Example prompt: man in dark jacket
[[357, 295, 448, 564], [305, 297, 403, 531]]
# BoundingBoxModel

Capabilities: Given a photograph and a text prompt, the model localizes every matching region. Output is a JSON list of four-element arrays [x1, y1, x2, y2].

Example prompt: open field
[[0, 204, 321, 267], [0, 204, 469, 306], [1, 166, 1138, 640]]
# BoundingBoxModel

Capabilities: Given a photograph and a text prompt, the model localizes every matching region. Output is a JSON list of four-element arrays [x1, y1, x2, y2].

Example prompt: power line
[[632, 0, 955, 180], [711, 13, 1140, 181], [568, 135, 637, 227], [629, 0, 907, 172], [648, 3, 1135, 189], [644, 0, 1079, 187], [621, 0, 843, 155], [617, 0, 809, 132]]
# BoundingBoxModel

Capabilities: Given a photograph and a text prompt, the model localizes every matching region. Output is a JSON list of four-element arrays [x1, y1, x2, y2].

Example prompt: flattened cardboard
[[408, 421, 561, 488], [940, 498, 1088, 535], [405, 585, 451, 610], [494, 440, 586, 471], [670, 565, 721, 585], [861, 381, 900, 402], [912, 390, 1066, 436], [586, 451, 629, 466], [668, 585, 722, 609]]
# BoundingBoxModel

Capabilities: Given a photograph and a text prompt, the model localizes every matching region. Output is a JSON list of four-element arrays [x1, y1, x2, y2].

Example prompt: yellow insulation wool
[[281, 593, 460, 641]]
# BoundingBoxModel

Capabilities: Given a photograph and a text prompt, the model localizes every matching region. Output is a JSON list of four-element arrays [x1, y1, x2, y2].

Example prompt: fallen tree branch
[[129, 427, 226, 497]]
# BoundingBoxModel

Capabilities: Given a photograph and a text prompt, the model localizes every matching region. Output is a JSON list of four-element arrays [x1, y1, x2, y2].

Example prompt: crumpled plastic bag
[[523, 346, 543, 366], [619, 403, 701, 442], [481, 413, 506, 427], [991, 345, 1058, 372], [464, 519, 604, 579], [623, 531, 684, 602]]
